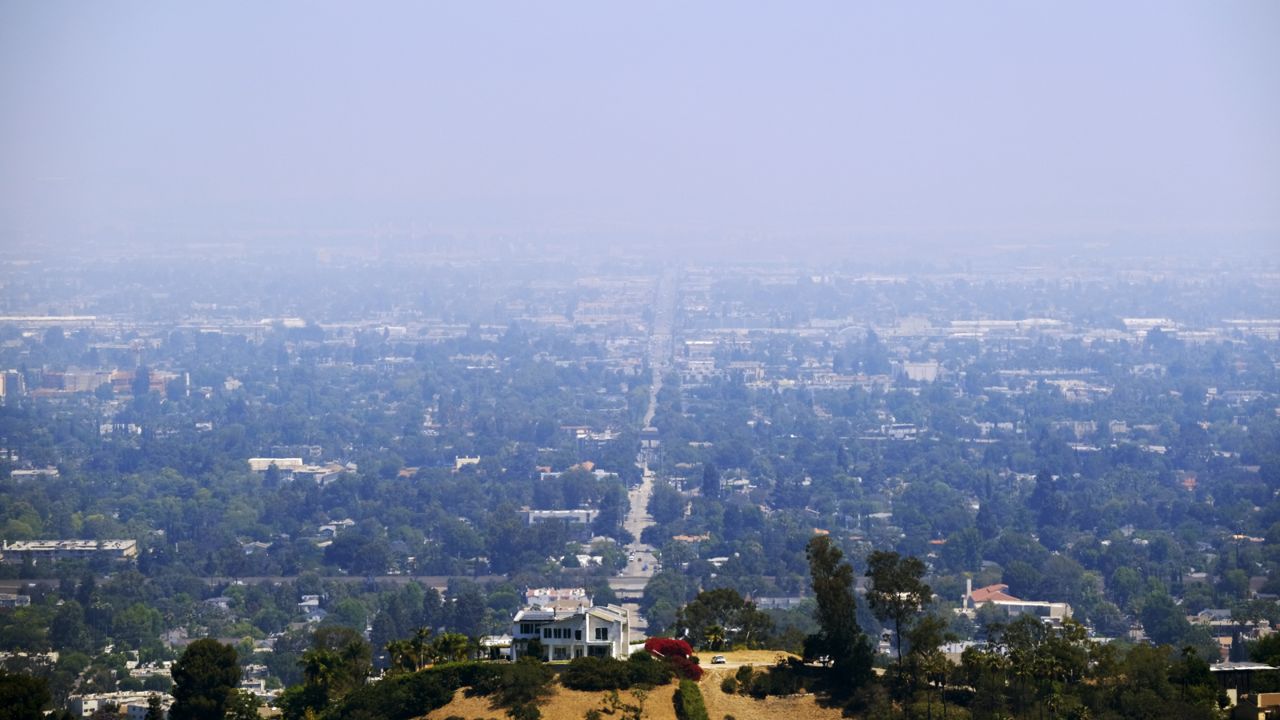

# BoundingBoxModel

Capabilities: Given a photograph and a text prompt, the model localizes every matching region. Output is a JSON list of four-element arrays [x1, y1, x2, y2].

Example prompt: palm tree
[[920, 650, 950, 719], [432, 631, 471, 663], [704, 625, 726, 652], [410, 627, 433, 670], [301, 648, 338, 693], [385, 639, 413, 674]]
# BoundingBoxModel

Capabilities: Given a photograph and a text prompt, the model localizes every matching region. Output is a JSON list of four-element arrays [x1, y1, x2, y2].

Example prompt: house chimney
[[965, 577, 973, 609]]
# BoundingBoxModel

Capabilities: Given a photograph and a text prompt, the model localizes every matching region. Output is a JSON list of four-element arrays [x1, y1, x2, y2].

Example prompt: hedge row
[[675, 678, 709, 720], [560, 652, 675, 691]]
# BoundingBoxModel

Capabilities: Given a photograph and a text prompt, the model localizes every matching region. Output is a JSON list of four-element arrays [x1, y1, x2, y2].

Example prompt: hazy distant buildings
[[895, 360, 941, 383], [247, 457, 353, 484], [522, 508, 598, 526], [1, 539, 138, 564], [0, 369, 24, 398], [0, 593, 31, 608]]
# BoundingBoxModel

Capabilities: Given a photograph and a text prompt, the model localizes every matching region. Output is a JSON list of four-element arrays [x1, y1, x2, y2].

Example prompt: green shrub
[[506, 703, 541, 720], [745, 665, 804, 699], [626, 651, 676, 687], [472, 657, 553, 707], [561, 656, 632, 691], [321, 661, 501, 720], [675, 679, 709, 720], [719, 676, 737, 694], [562, 653, 675, 691]]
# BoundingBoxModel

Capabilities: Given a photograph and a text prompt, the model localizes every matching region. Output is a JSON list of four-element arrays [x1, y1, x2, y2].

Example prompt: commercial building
[[0, 539, 138, 564]]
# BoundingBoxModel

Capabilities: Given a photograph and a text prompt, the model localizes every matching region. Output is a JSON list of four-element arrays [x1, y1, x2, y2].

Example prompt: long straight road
[[613, 269, 677, 638]]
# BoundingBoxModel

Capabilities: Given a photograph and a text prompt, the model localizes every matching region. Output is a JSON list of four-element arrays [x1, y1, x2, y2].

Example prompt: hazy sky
[[2, 1, 1277, 252]]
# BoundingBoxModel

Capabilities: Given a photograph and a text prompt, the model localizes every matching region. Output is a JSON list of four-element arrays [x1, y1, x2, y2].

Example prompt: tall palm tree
[[410, 627, 433, 670]]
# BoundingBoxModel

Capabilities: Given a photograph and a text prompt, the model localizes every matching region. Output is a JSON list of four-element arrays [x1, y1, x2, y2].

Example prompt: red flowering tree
[[644, 637, 701, 680], [644, 637, 693, 658]]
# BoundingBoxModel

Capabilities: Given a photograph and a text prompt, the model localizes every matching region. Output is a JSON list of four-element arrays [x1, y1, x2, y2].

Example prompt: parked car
[[711, 655, 726, 664]]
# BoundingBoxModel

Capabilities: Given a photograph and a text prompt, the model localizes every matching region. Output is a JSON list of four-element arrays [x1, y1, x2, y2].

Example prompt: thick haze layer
[[1, 1, 1277, 256]]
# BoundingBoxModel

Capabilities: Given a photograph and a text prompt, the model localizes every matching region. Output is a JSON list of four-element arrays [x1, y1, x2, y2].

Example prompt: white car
[[711, 655, 726, 664]]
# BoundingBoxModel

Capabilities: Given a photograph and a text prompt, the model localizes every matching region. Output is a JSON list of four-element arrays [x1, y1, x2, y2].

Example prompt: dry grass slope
[[422, 651, 848, 720]]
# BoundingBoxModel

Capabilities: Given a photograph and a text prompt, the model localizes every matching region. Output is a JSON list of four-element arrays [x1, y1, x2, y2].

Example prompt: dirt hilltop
[[423, 651, 850, 720]]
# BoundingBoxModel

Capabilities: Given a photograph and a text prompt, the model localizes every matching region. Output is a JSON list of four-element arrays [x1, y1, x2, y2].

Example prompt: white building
[[525, 587, 591, 609], [897, 360, 941, 383], [522, 508, 598, 525], [510, 604, 631, 662], [247, 457, 305, 472], [71, 692, 170, 719], [1, 539, 137, 564], [961, 580, 1072, 624]]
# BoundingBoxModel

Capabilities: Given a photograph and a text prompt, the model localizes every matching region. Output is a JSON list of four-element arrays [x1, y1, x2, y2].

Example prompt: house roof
[[969, 583, 1021, 603], [512, 603, 628, 625], [512, 609, 556, 623], [1210, 662, 1277, 672]]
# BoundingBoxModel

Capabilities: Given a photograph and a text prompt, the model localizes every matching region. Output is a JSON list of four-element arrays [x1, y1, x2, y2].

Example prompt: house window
[[595, 627, 608, 641], [542, 628, 550, 638], [575, 630, 582, 640], [520, 623, 535, 635]]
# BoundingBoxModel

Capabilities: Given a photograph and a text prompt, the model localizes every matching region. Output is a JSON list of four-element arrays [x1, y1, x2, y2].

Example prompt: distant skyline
[[2, 1, 1277, 257]]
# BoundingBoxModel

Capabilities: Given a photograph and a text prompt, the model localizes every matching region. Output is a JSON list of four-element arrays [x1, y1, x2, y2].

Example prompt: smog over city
[[1, 2, 1278, 719]]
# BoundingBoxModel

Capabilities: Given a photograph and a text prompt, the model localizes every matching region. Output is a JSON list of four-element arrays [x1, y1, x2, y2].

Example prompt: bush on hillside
[[471, 657, 553, 707], [674, 678, 709, 720], [562, 653, 676, 691], [627, 650, 678, 686], [320, 661, 501, 720], [561, 657, 633, 691], [747, 668, 801, 698]]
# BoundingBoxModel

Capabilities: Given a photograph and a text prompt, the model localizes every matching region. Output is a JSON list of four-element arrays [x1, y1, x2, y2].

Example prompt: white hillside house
[[510, 604, 630, 662]]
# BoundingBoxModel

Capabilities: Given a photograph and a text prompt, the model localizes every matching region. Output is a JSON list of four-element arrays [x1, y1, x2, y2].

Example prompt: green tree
[[675, 587, 773, 650], [0, 671, 50, 720], [701, 462, 720, 500], [223, 689, 262, 720], [131, 366, 152, 397], [387, 627, 435, 673], [804, 535, 872, 689], [169, 639, 240, 720], [143, 694, 164, 720], [648, 481, 685, 525], [431, 631, 471, 663], [703, 625, 725, 651], [1140, 590, 1192, 647], [307, 625, 372, 699], [48, 601, 91, 653], [865, 550, 931, 662], [1251, 632, 1280, 665]]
